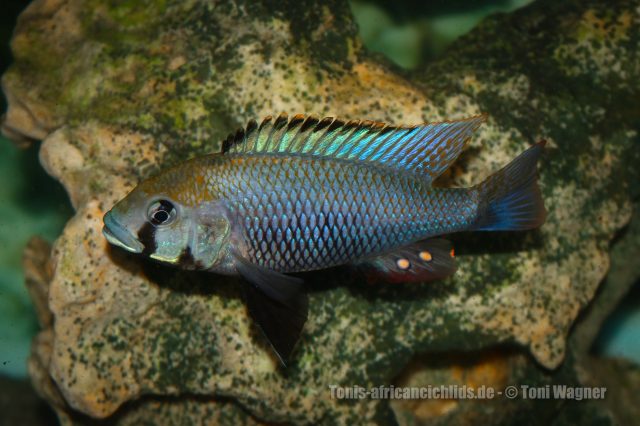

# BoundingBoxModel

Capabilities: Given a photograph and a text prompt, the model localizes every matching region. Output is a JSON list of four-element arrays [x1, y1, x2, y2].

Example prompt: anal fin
[[234, 253, 308, 366], [358, 239, 457, 284]]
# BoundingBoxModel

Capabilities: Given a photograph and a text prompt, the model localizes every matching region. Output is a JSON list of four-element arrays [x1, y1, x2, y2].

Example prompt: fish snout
[[102, 211, 144, 254]]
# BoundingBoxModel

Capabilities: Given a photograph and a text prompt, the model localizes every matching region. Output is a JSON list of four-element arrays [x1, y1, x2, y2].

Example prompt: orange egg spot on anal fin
[[419, 250, 432, 261], [396, 258, 410, 270]]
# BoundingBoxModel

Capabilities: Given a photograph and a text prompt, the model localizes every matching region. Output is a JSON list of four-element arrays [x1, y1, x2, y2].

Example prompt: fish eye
[[147, 199, 177, 226]]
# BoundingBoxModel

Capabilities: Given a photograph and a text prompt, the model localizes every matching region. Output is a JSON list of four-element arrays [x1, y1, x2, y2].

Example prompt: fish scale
[[207, 154, 478, 272]]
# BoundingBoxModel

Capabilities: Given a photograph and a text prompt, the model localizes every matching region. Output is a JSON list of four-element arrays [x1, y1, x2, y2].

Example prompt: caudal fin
[[473, 141, 547, 231]]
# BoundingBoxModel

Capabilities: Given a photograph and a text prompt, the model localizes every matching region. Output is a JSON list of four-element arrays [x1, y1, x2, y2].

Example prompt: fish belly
[[222, 155, 477, 272]]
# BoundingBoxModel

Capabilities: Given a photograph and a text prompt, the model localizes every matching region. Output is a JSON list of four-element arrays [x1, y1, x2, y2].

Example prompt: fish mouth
[[102, 212, 144, 254]]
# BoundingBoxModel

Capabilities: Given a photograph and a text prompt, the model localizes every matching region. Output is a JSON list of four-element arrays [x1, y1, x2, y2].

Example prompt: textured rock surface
[[3, 0, 639, 424]]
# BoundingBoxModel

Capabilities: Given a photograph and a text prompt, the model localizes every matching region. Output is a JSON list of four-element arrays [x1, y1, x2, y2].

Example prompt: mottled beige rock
[[5, 0, 639, 424]]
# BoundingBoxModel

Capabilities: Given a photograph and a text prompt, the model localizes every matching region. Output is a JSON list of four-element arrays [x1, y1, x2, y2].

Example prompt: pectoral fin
[[234, 254, 308, 366], [358, 239, 457, 283]]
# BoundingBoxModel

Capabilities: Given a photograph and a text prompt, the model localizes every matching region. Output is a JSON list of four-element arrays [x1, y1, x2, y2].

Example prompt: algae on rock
[[2, 0, 639, 424]]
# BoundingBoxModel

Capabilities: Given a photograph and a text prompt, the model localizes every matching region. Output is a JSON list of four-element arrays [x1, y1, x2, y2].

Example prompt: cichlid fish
[[102, 113, 546, 363]]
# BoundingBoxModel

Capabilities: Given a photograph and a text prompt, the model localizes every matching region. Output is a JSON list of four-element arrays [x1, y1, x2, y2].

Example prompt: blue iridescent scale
[[207, 155, 478, 272]]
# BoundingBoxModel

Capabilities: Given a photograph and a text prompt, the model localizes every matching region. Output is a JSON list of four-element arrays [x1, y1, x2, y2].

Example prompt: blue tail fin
[[473, 141, 547, 231]]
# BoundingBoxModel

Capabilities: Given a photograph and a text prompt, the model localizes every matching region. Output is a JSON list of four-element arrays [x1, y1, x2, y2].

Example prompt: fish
[[102, 113, 546, 364]]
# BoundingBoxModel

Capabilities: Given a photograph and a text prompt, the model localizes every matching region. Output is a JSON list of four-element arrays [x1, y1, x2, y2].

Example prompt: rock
[[23, 237, 54, 329], [4, 0, 639, 424]]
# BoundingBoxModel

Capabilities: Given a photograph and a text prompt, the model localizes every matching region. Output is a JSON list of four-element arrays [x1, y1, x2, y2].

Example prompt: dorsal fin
[[222, 113, 486, 183]]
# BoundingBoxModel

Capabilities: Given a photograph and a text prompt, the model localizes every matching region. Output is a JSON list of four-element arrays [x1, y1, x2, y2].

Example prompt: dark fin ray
[[221, 114, 487, 184], [234, 254, 308, 366], [473, 141, 547, 231], [357, 239, 456, 284]]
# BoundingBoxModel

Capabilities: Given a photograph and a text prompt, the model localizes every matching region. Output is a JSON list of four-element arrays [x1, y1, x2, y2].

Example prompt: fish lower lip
[[103, 213, 144, 254]]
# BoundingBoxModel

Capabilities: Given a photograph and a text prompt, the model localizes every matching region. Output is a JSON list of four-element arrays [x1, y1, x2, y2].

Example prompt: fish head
[[103, 160, 232, 270], [102, 186, 190, 262]]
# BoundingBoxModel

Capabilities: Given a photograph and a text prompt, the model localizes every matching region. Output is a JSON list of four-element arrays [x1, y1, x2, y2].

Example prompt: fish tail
[[472, 141, 547, 231]]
